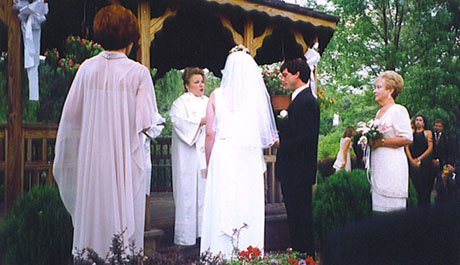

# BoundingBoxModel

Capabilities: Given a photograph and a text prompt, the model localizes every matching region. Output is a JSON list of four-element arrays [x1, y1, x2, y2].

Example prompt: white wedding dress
[[370, 104, 413, 212], [200, 88, 266, 258]]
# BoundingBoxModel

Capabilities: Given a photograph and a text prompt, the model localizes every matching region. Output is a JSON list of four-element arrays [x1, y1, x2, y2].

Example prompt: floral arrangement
[[261, 63, 290, 96], [200, 223, 315, 265], [44, 35, 104, 75], [357, 119, 387, 147], [200, 247, 316, 265]]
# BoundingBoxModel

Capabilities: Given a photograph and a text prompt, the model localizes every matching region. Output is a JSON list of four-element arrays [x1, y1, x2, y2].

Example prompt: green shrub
[[317, 128, 342, 159], [313, 169, 419, 244], [313, 169, 372, 244], [0, 185, 73, 265]]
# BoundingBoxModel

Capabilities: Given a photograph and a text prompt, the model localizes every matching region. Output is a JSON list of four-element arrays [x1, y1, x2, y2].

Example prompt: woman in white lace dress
[[369, 71, 413, 213]]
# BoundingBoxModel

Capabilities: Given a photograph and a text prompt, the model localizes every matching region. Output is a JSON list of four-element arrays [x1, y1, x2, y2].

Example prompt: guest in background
[[170, 67, 208, 246], [369, 71, 413, 213], [352, 122, 366, 170], [432, 119, 452, 171], [435, 163, 459, 203], [405, 114, 434, 206], [333, 126, 355, 172]]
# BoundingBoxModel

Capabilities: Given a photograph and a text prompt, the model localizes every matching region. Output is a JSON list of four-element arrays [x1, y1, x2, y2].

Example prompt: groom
[[275, 58, 320, 256]]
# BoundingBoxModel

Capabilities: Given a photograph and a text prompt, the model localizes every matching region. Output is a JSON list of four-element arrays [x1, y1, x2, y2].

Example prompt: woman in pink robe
[[53, 5, 163, 256]]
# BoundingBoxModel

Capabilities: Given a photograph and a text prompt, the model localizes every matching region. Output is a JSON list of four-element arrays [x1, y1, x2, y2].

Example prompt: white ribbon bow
[[304, 48, 320, 98], [13, 0, 49, 101]]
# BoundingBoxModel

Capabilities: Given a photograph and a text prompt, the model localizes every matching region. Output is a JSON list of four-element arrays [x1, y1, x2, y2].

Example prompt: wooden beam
[[220, 15, 243, 45], [150, 8, 177, 42], [221, 16, 273, 57], [137, 0, 151, 68], [292, 30, 309, 54], [5, 0, 23, 212], [205, 0, 337, 29], [252, 25, 273, 57], [0, 0, 6, 23]]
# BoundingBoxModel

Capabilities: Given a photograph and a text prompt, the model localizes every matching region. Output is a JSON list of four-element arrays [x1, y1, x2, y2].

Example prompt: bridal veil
[[219, 51, 279, 148]]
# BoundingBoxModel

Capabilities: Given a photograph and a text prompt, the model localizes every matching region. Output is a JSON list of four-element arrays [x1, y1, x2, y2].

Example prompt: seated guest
[[436, 162, 459, 203]]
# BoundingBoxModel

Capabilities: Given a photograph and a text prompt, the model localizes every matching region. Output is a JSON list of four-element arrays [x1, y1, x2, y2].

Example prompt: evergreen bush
[[0, 185, 73, 265], [313, 169, 419, 245], [313, 169, 372, 244]]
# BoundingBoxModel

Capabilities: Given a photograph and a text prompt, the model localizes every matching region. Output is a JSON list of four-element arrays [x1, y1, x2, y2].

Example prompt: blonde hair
[[377, 71, 404, 99]]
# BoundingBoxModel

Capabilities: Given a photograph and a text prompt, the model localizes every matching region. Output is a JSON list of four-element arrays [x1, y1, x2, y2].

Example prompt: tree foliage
[[312, 0, 459, 158]]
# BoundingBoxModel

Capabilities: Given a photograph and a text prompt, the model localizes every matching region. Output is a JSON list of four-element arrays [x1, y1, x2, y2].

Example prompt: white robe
[[53, 51, 164, 256], [170, 92, 208, 245]]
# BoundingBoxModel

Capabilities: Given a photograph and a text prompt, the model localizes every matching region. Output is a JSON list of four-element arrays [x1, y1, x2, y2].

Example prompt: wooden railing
[[0, 124, 58, 193], [0, 124, 282, 203]]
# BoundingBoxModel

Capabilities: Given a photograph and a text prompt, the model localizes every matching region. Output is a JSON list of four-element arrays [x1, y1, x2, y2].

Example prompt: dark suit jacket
[[275, 87, 320, 185], [432, 131, 451, 166], [352, 133, 364, 169]]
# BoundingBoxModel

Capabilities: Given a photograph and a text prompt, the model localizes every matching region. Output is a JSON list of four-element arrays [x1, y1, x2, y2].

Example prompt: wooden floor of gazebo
[[149, 192, 290, 258]]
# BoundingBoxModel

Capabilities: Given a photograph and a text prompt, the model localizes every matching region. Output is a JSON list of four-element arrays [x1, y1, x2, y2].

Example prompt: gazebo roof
[[206, 0, 339, 28], [145, 0, 339, 79]]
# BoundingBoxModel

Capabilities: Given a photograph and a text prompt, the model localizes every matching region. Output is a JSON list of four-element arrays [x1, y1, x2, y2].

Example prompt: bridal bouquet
[[357, 119, 387, 147]]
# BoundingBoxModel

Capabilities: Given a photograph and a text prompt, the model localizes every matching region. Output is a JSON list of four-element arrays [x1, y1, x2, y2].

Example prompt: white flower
[[367, 119, 375, 128], [278, 110, 288, 119], [357, 127, 370, 134], [359, 135, 368, 145]]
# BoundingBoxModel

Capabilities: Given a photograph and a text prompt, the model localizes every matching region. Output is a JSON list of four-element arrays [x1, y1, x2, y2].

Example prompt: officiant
[[170, 67, 209, 246]]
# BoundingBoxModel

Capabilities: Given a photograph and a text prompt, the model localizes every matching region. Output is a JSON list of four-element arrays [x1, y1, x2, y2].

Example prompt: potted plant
[[262, 63, 291, 110]]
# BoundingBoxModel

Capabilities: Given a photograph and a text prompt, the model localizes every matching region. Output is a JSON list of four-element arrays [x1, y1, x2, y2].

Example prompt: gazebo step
[[144, 228, 165, 255]]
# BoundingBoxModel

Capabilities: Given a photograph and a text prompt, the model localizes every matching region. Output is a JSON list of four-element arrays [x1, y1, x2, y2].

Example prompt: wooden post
[[137, 0, 150, 68], [243, 19, 254, 53], [5, 0, 24, 212]]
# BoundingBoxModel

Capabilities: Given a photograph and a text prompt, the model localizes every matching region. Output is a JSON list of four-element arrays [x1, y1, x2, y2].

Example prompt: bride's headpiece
[[229, 44, 250, 55]]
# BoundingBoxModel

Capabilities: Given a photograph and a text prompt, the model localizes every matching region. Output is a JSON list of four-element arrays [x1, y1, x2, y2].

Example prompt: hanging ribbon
[[13, 0, 49, 101], [304, 47, 320, 98], [364, 145, 372, 185]]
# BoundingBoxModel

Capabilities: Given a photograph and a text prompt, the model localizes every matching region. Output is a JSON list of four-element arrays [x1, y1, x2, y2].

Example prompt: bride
[[200, 45, 279, 258]]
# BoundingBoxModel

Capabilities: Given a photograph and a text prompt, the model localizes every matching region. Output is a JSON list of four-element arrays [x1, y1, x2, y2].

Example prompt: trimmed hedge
[[313, 169, 372, 244], [0, 185, 73, 265], [313, 169, 418, 244]]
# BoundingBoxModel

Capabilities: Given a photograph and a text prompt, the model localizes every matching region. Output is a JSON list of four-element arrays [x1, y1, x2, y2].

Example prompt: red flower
[[306, 256, 315, 265], [68, 59, 73, 66], [252, 247, 262, 257], [238, 250, 250, 260], [289, 258, 298, 264]]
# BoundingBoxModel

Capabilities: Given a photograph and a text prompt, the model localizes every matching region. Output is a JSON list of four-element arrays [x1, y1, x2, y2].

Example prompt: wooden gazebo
[[138, 0, 339, 79], [1, 0, 338, 213]]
